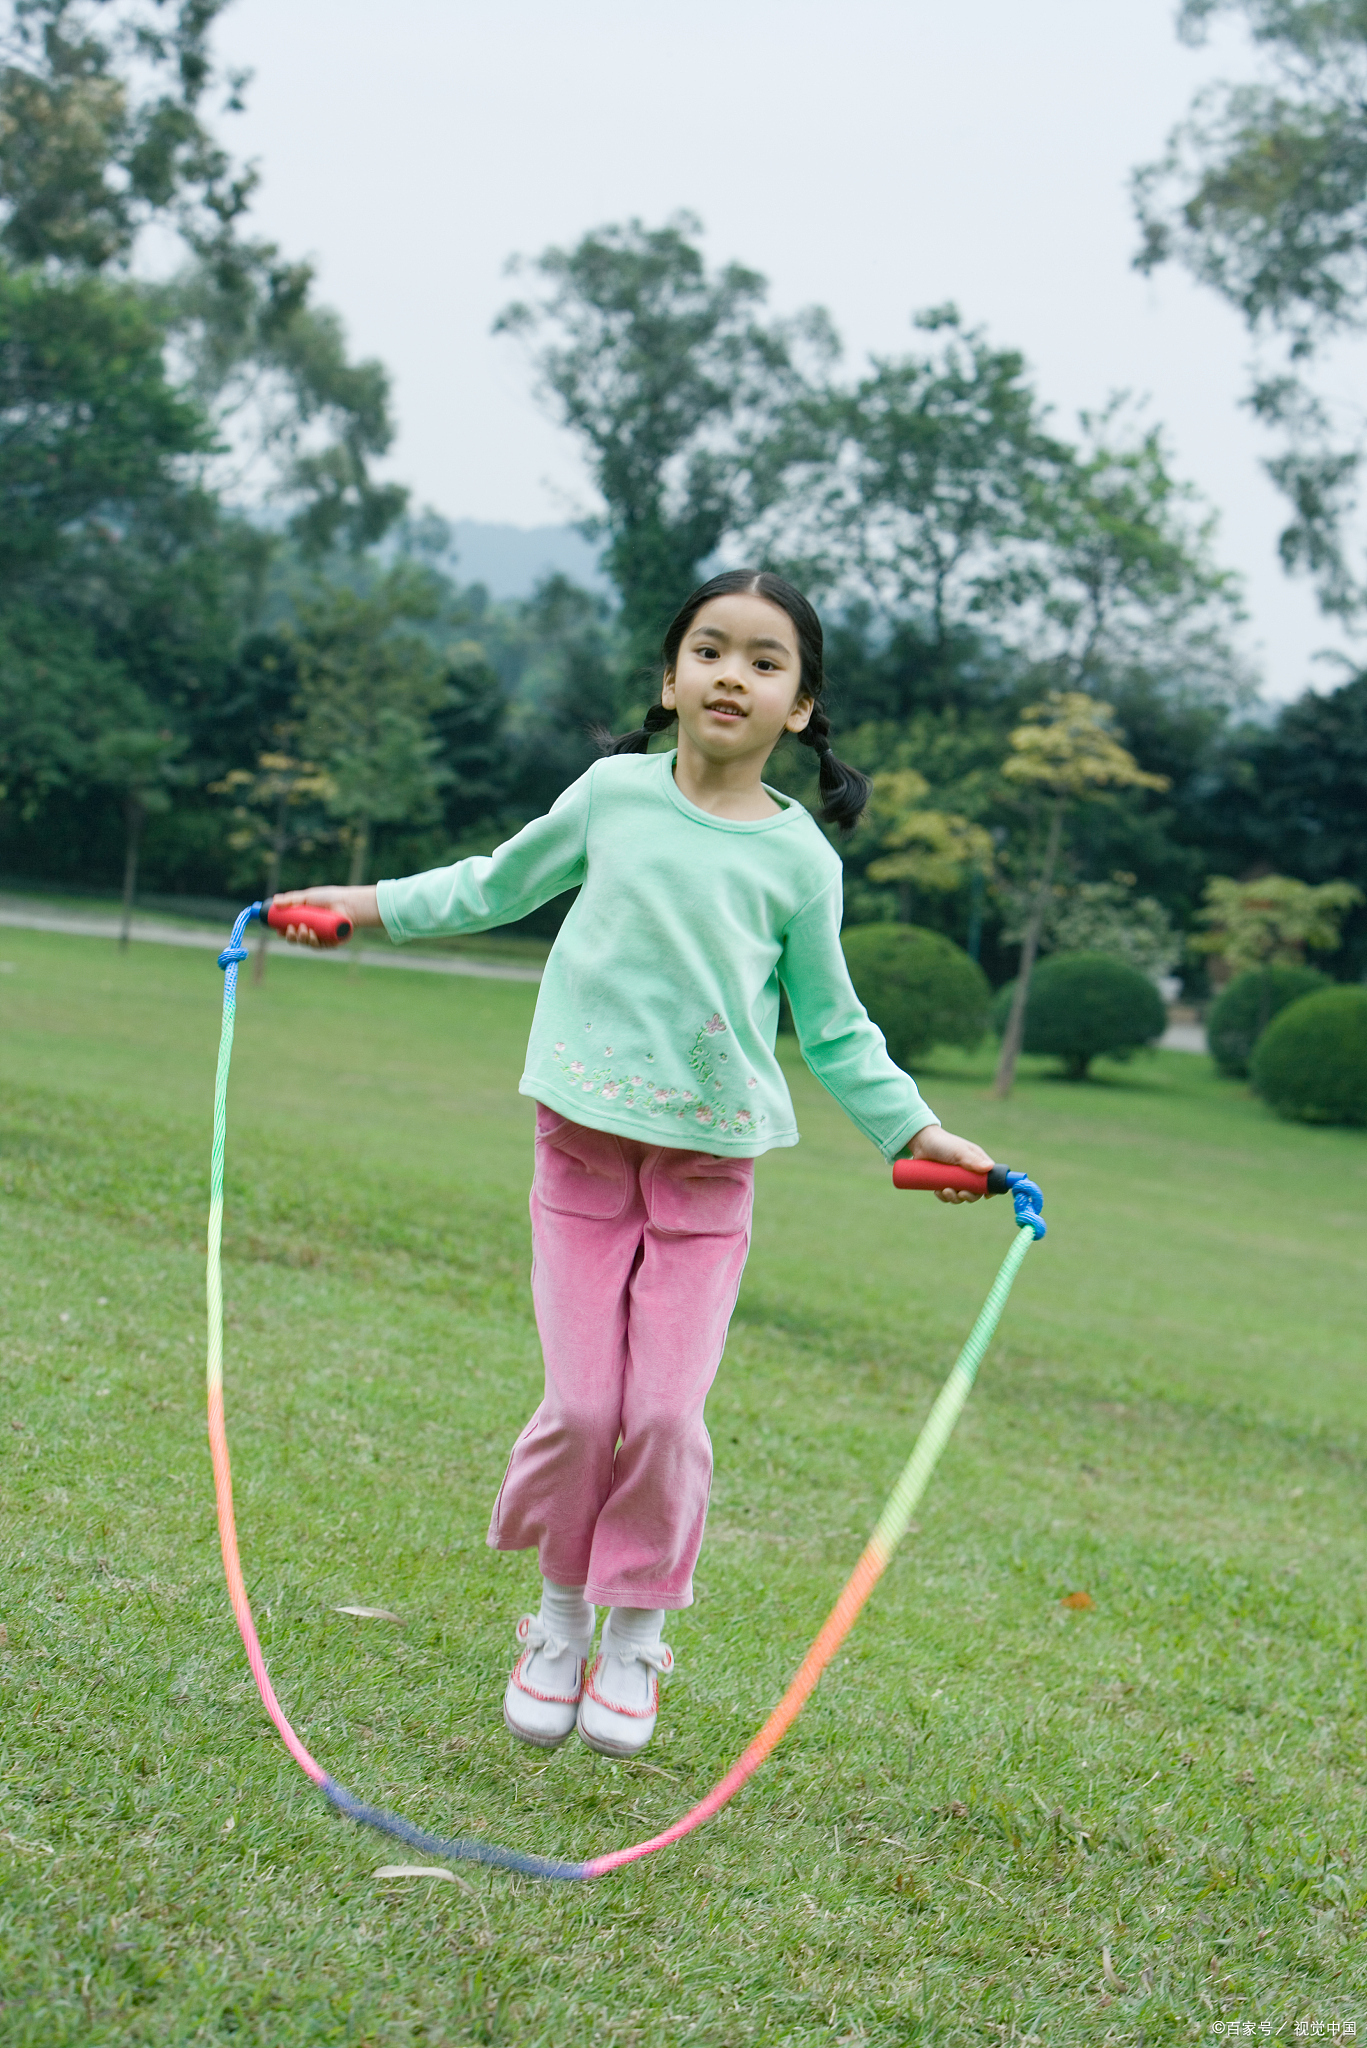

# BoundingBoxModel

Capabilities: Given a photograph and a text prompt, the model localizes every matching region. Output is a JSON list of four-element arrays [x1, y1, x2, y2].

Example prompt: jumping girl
[[275, 570, 994, 1759]]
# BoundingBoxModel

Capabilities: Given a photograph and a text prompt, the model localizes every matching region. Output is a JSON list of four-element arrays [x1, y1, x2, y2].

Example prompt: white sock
[[538, 1577, 594, 1653], [605, 1605, 666, 1655]]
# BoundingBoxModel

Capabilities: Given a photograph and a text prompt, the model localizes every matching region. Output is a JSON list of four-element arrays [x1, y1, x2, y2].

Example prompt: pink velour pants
[[487, 1106, 755, 1609]]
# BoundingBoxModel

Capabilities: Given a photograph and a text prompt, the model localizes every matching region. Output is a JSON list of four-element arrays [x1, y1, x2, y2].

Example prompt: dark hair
[[600, 569, 871, 834]]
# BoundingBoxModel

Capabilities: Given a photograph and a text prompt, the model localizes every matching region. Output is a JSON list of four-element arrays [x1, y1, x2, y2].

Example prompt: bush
[[991, 951, 1167, 1079], [1250, 986, 1367, 1125], [1206, 965, 1330, 1077], [840, 923, 990, 1066]]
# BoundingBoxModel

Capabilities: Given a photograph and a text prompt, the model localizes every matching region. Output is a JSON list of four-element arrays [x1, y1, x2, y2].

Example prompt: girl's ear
[[661, 669, 677, 708], [785, 693, 814, 734]]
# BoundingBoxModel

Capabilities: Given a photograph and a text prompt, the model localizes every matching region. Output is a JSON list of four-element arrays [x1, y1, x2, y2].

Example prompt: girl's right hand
[[270, 885, 382, 945]]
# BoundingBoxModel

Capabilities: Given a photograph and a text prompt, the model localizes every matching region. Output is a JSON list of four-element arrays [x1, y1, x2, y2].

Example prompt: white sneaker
[[576, 1619, 674, 1757], [503, 1614, 590, 1748]]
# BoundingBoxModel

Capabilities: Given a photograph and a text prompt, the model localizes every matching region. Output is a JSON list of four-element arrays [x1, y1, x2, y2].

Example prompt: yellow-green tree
[[863, 769, 995, 921], [1194, 873, 1362, 1039], [993, 693, 1169, 1098]]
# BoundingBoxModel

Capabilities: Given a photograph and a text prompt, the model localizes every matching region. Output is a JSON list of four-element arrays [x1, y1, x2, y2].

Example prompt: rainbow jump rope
[[208, 900, 1046, 1881]]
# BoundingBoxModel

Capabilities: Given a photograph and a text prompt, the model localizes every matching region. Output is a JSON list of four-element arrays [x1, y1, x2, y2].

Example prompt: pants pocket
[[643, 1147, 754, 1237], [533, 1107, 630, 1220]]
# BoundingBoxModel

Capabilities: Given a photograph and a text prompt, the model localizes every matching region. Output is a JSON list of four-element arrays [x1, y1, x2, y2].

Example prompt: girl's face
[[662, 593, 813, 769]]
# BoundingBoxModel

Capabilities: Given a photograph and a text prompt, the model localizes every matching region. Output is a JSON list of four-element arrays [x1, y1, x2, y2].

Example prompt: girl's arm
[[272, 771, 595, 947], [779, 880, 994, 1201]]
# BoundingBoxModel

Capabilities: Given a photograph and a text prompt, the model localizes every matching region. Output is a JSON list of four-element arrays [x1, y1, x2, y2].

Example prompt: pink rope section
[[207, 1382, 327, 1786], [584, 1541, 889, 1875]]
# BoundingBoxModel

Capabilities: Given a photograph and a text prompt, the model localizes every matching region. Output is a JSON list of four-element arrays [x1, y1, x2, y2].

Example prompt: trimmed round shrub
[[991, 951, 1167, 1079], [1207, 964, 1330, 1077], [1250, 986, 1367, 1125], [841, 923, 990, 1066]]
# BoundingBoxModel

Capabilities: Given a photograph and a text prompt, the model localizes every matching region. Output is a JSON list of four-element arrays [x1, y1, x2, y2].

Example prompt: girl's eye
[[754, 659, 777, 672]]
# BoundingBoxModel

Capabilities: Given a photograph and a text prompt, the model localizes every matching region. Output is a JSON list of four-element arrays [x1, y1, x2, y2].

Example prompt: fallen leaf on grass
[[375, 1865, 457, 1883], [1102, 1945, 1127, 1992], [334, 1605, 403, 1623], [1060, 1590, 1095, 1610]]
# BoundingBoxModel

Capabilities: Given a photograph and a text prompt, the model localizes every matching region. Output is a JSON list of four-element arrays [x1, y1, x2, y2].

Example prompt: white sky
[[214, 0, 1361, 701]]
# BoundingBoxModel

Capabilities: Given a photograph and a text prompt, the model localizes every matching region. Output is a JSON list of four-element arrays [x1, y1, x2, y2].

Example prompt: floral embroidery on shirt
[[549, 1015, 766, 1137]]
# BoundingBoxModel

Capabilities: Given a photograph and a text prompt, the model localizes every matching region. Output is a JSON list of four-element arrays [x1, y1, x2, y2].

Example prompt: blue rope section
[[321, 1778, 587, 1881], [218, 902, 262, 974], [1004, 1170, 1046, 1239]]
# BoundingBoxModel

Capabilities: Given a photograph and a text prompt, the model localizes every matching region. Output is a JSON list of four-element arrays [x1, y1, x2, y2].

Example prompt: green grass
[[1, 928, 1364, 2046]]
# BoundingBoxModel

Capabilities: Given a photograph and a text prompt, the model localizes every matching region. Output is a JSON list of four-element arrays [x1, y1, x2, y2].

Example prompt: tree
[[496, 214, 830, 673], [0, 0, 405, 553], [1193, 871, 1361, 1033], [1029, 404, 1248, 699], [1133, 0, 1367, 615], [992, 694, 1169, 1097], [292, 571, 447, 886], [1032, 876, 1182, 982], [860, 768, 995, 922], [750, 307, 1064, 649], [90, 719, 185, 944]]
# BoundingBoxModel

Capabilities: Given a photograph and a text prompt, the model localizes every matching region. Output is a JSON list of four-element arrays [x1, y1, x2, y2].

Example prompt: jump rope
[[208, 899, 1046, 1881]]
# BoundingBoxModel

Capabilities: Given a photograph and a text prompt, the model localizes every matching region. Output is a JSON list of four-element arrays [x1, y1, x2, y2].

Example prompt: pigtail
[[798, 700, 871, 836], [598, 701, 679, 756]]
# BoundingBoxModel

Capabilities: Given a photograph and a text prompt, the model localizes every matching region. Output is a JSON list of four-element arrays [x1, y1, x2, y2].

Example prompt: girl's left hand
[[907, 1124, 995, 1204]]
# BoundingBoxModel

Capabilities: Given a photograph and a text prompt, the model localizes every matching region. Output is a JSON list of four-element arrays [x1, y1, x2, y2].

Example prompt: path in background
[[0, 900, 543, 984], [0, 899, 1212, 1049]]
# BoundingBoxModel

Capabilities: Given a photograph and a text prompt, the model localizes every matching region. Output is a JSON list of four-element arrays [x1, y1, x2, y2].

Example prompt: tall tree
[[1029, 405, 1248, 698], [750, 307, 1063, 655], [1134, 0, 1367, 615], [0, 0, 404, 552], [292, 570, 447, 886], [496, 213, 831, 675]]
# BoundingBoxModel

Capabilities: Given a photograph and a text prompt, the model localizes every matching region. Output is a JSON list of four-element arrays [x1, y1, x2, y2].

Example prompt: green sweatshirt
[[376, 750, 938, 1159]]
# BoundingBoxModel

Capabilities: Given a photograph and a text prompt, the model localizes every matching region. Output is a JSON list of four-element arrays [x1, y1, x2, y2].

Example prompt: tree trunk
[[992, 797, 1065, 1099], [118, 794, 145, 951], [347, 818, 370, 888], [966, 865, 984, 963], [253, 797, 288, 987]]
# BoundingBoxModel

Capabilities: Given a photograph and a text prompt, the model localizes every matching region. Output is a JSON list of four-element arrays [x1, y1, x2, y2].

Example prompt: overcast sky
[[213, 0, 1361, 702]]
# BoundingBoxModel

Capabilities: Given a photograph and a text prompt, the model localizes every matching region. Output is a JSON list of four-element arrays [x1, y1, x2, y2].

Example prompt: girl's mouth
[[704, 702, 745, 720]]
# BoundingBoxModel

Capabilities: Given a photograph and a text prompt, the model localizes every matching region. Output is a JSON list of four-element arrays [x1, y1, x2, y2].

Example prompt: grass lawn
[[1, 927, 1364, 2046]]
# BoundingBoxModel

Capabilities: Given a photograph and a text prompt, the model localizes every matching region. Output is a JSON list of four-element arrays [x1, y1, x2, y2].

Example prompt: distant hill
[[448, 520, 611, 600]]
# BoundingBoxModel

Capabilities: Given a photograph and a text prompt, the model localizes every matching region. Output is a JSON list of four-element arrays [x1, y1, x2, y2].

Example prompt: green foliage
[[0, 263, 210, 580], [1251, 983, 1367, 1122], [0, 1, 245, 271], [1041, 878, 1182, 980], [1207, 963, 1332, 1075], [496, 213, 830, 671], [839, 923, 990, 1064], [992, 951, 1168, 1078], [291, 569, 448, 884], [1135, 1, 1367, 614], [1208, 668, 1367, 975], [750, 306, 1061, 639]]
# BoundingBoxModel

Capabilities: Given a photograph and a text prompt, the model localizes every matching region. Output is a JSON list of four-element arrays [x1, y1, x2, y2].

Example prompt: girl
[[275, 570, 994, 1759]]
